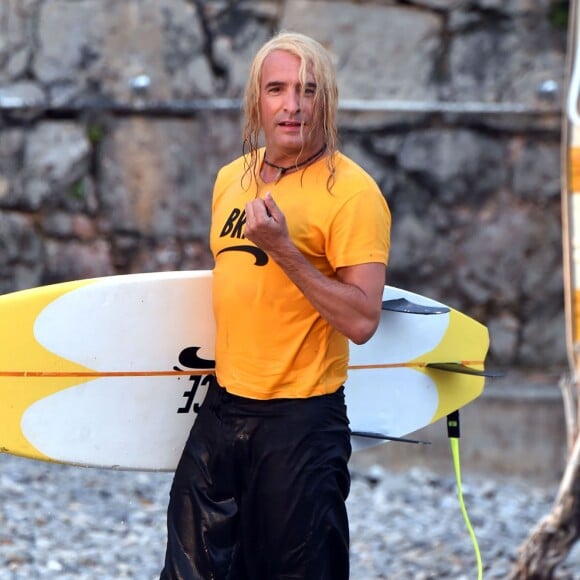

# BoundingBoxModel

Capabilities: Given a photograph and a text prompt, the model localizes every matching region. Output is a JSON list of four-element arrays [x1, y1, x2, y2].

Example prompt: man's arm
[[244, 193, 386, 345]]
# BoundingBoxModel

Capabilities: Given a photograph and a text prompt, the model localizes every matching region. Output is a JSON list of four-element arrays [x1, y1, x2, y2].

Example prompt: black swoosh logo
[[217, 245, 269, 266], [178, 346, 216, 369]]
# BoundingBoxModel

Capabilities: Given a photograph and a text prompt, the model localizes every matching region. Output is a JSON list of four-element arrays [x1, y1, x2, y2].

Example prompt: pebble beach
[[1, 453, 579, 579]]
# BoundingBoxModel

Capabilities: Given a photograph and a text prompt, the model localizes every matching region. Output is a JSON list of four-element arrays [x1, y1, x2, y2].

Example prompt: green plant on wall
[[549, 0, 569, 29], [69, 178, 86, 200], [86, 122, 104, 146]]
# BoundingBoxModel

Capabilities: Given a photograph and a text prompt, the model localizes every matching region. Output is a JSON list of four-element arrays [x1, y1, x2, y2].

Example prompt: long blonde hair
[[241, 31, 339, 191]]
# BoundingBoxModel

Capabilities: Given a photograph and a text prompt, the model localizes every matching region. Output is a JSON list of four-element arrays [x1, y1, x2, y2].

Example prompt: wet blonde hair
[[241, 31, 339, 191]]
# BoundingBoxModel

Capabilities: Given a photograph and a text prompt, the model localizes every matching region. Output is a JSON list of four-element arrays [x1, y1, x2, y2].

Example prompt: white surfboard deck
[[0, 270, 489, 471]]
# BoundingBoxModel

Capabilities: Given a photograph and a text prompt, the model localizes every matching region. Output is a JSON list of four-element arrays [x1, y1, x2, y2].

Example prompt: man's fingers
[[263, 192, 282, 221], [245, 198, 272, 230]]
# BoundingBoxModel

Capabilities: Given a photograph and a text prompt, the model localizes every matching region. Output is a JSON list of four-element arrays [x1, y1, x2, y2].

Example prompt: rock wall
[[0, 0, 570, 370]]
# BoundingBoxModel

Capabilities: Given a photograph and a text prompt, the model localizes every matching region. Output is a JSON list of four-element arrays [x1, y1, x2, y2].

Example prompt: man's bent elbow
[[348, 318, 380, 345]]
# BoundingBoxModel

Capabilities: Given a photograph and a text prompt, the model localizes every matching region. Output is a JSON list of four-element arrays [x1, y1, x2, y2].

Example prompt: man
[[160, 31, 390, 579]]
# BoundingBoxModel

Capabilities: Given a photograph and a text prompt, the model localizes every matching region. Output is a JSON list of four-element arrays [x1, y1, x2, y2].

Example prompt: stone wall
[[0, 0, 570, 370]]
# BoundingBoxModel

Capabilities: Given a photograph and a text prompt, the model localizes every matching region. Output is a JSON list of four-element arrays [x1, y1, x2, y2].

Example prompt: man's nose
[[283, 89, 301, 112]]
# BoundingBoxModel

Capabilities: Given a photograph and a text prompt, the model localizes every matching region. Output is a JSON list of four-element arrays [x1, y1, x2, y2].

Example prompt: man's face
[[259, 49, 323, 158]]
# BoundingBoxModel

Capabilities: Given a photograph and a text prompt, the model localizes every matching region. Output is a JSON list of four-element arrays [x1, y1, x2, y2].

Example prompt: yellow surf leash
[[447, 410, 483, 580]]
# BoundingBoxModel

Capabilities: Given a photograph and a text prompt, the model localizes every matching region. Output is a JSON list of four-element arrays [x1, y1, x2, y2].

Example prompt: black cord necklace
[[263, 145, 326, 181]]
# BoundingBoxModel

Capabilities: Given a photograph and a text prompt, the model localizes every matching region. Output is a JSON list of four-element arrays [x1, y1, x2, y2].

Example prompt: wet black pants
[[160, 381, 352, 580]]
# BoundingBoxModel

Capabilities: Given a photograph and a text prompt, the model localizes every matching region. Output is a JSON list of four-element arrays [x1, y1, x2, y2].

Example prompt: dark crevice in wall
[[189, 0, 229, 90]]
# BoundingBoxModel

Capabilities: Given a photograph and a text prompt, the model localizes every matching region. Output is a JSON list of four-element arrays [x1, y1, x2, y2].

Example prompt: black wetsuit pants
[[160, 380, 352, 580]]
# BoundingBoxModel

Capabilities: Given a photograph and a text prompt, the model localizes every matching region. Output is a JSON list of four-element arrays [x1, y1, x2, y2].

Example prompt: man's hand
[[244, 192, 290, 253]]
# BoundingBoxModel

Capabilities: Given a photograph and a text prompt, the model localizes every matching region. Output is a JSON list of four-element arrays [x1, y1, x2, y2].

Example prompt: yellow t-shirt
[[209, 150, 391, 399]]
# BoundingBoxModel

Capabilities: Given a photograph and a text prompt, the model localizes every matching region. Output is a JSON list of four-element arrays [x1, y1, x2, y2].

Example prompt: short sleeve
[[326, 187, 391, 270]]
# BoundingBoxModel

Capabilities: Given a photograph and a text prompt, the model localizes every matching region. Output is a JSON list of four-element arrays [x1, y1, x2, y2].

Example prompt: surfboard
[[563, 0, 580, 378], [0, 270, 490, 471]]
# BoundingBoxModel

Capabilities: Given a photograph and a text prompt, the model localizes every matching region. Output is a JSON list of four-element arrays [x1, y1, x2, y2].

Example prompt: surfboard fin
[[381, 298, 450, 315], [351, 431, 431, 445], [426, 362, 504, 378]]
